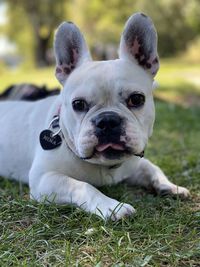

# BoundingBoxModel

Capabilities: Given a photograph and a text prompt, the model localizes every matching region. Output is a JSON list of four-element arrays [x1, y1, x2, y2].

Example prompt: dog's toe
[[94, 200, 136, 221], [158, 184, 190, 199], [110, 203, 136, 221]]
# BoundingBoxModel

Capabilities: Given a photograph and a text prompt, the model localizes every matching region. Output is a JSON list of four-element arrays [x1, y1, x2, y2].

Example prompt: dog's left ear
[[119, 13, 159, 77], [54, 22, 92, 85]]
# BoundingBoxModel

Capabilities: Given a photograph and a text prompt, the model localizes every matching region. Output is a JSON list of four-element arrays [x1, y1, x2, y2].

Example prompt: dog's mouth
[[96, 143, 125, 152], [95, 142, 131, 159], [81, 142, 144, 161]]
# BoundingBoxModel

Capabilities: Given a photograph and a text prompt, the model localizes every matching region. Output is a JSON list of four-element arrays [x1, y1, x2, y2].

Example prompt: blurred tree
[[5, 0, 67, 67], [69, 0, 137, 59], [135, 0, 197, 56], [69, 0, 136, 45], [186, 0, 200, 34], [69, 0, 200, 57], [2, 0, 200, 64]]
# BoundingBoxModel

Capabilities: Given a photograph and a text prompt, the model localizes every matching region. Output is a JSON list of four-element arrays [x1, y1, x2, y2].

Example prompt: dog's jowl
[[0, 13, 190, 220]]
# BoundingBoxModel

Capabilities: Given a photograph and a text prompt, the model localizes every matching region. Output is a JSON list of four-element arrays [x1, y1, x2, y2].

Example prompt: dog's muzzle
[[89, 111, 145, 160], [91, 111, 128, 159]]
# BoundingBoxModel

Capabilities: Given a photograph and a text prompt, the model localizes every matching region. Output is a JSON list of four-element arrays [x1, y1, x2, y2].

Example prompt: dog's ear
[[119, 13, 159, 77], [54, 22, 92, 85]]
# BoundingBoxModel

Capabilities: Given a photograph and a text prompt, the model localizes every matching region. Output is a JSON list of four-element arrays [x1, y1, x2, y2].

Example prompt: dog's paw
[[94, 199, 136, 221], [158, 183, 190, 199]]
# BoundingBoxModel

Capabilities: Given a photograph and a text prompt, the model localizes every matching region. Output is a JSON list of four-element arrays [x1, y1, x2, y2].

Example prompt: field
[[0, 60, 200, 266]]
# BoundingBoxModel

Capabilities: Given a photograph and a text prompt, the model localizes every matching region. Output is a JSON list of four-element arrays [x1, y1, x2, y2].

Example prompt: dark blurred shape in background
[[0, 83, 60, 100]]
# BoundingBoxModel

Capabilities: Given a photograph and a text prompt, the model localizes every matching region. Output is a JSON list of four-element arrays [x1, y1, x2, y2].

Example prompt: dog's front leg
[[30, 171, 135, 221], [126, 158, 190, 198]]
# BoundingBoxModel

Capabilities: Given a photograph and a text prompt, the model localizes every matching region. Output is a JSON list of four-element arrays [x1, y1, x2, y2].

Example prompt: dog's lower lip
[[81, 148, 144, 161], [96, 143, 125, 152]]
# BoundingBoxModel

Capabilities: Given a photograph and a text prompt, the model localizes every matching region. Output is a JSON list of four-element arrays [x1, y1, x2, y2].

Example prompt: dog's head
[[54, 13, 159, 166]]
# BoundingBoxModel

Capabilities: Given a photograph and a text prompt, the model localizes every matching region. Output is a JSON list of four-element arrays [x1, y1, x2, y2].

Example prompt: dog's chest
[[81, 158, 137, 186], [60, 151, 137, 187], [41, 142, 138, 187], [74, 165, 128, 187], [93, 166, 125, 186]]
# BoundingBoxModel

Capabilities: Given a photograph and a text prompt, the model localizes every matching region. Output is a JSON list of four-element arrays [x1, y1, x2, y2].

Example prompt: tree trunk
[[34, 35, 51, 67]]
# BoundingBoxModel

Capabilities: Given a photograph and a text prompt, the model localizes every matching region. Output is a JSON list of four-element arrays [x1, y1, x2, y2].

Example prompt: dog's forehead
[[65, 59, 153, 96]]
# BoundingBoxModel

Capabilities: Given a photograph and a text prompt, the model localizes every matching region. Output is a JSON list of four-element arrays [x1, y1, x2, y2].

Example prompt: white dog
[[0, 13, 189, 220]]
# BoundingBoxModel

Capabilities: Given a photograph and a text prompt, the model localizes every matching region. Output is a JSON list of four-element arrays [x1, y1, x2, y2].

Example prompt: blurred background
[[0, 0, 199, 106]]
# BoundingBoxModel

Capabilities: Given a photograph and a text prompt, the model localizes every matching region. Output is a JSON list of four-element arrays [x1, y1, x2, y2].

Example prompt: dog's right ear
[[54, 22, 92, 86]]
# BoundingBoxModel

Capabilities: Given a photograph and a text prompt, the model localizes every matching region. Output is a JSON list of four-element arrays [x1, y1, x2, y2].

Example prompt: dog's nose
[[93, 112, 122, 132]]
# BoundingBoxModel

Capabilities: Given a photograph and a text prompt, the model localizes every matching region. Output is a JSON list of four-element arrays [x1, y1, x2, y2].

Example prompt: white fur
[[0, 13, 189, 221]]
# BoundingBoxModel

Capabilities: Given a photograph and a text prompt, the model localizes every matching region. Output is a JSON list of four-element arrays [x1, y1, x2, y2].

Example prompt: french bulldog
[[0, 13, 190, 220]]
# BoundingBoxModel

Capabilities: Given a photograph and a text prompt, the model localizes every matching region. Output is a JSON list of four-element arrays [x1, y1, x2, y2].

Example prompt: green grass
[[0, 60, 200, 266]]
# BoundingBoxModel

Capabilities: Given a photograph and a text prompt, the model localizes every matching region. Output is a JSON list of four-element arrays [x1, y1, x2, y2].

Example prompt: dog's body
[[0, 13, 189, 220]]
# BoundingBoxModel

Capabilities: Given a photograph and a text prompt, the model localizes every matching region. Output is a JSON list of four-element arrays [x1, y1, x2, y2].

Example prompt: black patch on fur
[[140, 13, 147, 18], [0, 84, 60, 101], [21, 86, 60, 101]]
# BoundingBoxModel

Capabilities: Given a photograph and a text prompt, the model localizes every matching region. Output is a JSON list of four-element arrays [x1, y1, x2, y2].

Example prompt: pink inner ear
[[148, 55, 159, 75], [72, 48, 79, 64], [129, 36, 159, 74], [132, 37, 140, 55], [129, 36, 147, 64], [56, 48, 79, 78]]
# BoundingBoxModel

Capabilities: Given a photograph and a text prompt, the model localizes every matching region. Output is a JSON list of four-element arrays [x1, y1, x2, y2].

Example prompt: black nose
[[93, 112, 122, 132]]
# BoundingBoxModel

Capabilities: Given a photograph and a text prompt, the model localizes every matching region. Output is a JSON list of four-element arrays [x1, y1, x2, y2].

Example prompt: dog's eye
[[127, 93, 145, 108], [72, 99, 89, 112]]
